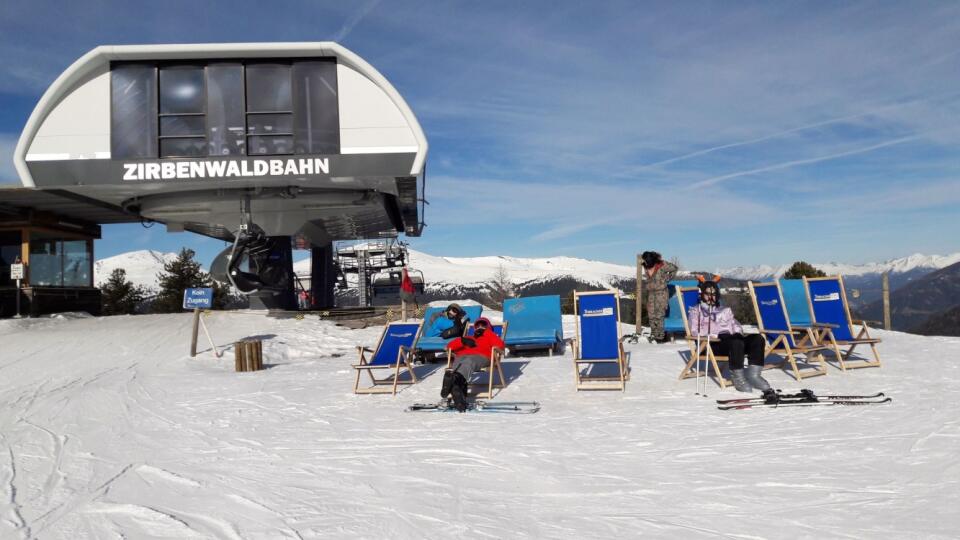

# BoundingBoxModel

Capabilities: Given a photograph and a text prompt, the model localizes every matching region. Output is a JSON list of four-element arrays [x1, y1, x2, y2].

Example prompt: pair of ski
[[406, 400, 541, 414], [717, 389, 891, 410]]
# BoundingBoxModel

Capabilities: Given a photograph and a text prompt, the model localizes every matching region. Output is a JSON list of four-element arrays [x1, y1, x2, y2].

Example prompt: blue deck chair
[[503, 295, 564, 355], [779, 279, 813, 327], [676, 287, 731, 389], [416, 305, 484, 360], [663, 280, 701, 337], [572, 290, 628, 391], [749, 281, 838, 380], [780, 278, 840, 358], [804, 275, 882, 370], [352, 321, 423, 394], [446, 322, 508, 398]]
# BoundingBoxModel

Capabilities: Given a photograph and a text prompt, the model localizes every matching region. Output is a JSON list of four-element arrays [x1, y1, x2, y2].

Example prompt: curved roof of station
[[14, 42, 428, 188]]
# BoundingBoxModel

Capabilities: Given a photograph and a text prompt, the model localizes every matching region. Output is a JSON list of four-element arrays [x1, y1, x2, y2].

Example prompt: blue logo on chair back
[[761, 299, 778, 307], [583, 307, 613, 317], [389, 332, 413, 339], [813, 293, 840, 302]]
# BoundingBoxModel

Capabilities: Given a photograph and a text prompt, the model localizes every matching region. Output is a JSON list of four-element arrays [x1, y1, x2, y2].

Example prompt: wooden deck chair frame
[[803, 275, 882, 370], [352, 321, 424, 395], [676, 287, 732, 389], [445, 322, 509, 399], [572, 290, 628, 391], [748, 281, 838, 381]]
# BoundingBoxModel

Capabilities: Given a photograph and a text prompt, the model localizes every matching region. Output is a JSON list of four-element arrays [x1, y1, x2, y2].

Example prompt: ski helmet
[[697, 275, 722, 307], [445, 303, 464, 319]]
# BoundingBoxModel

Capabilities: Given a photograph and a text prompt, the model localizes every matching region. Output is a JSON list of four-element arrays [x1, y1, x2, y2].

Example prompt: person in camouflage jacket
[[641, 251, 677, 343]]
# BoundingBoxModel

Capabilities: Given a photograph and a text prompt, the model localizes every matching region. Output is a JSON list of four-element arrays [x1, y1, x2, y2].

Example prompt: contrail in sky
[[332, 0, 381, 42], [685, 134, 921, 190]]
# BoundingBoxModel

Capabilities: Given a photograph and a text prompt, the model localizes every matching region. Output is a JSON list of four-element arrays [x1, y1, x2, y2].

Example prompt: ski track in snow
[[0, 312, 957, 538]]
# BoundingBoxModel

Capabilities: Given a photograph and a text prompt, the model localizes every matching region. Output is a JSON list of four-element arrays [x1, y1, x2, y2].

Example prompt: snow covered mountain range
[[715, 253, 960, 281], [94, 250, 181, 292], [98, 248, 960, 297]]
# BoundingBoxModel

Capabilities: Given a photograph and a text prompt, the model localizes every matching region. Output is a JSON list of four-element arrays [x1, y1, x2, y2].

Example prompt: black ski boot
[[450, 372, 468, 412], [440, 370, 455, 399]]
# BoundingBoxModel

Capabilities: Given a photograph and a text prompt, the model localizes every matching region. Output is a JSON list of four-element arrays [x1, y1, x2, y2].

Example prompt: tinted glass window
[[206, 63, 246, 156], [159, 66, 205, 114], [293, 60, 340, 154], [247, 113, 293, 135], [0, 231, 20, 287], [160, 116, 206, 137], [248, 135, 294, 156], [111, 64, 157, 159], [246, 64, 292, 112], [62, 240, 91, 287], [29, 237, 61, 287], [160, 138, 208, 158]]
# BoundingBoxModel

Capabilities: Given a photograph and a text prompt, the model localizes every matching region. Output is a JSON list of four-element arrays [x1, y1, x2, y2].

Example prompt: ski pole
[[695, 333, 701, 396]]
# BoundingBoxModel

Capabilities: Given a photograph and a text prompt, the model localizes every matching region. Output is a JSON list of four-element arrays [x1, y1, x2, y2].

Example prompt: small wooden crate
[[234, 339, 263, 372]]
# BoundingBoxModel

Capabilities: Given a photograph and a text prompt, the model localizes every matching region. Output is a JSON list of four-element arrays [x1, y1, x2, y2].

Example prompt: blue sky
[[1, 1, 959, 270]]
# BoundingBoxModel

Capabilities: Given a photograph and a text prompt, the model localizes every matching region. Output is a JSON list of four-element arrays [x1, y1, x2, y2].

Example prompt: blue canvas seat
[[779, 279, 813, 327], [663, 280, 700, 336], [676, 287, 732, 389], [352, 321, 423, 394], [415, 305, 484, 360], [804, 275, 882, 370], [446, 322, 508, 398], [572, 290, 628, 391], [748, 281, 838, 380], [503, 295, 564, 355]]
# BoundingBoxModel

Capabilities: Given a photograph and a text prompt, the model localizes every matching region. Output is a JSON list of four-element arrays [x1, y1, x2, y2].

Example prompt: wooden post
[[635, 253, 643, 334], [190, 308, 201, 357], [235, 342, 245, 372], [401, 299, 407, 322], [882, 272, 891, 330]]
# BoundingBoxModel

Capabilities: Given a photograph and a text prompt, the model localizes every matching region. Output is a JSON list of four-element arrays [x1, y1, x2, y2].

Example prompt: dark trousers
[[709, 333, 765, 370]]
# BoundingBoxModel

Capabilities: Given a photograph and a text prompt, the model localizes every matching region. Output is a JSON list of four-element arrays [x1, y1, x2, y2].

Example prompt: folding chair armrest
[[810, 322, 839, 329], [358, 346, 374, 353], [759, 329, 794, 335]]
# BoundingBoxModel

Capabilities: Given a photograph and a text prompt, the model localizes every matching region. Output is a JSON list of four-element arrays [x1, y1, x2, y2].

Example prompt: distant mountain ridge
[[97, 249, 957, 328], [715, 252, 960, 308], [859, 261, 960, 334], [715, 252, 960, 281], [94, 250, 180, 292]]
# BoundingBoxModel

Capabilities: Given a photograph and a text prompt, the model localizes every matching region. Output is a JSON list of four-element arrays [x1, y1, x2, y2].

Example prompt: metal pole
[[635, 254, 643, 335], [882, 272, 891, 330], [14, 278, 21, 318], [401, 299, 407, 322]]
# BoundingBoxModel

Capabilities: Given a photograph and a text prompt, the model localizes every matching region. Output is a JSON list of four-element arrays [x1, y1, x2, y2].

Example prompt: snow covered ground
[[1, 310, 958, 538]]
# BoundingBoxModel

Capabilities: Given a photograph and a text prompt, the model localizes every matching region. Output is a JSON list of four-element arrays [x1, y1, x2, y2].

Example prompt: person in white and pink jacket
[[688, 277, 771, 393]]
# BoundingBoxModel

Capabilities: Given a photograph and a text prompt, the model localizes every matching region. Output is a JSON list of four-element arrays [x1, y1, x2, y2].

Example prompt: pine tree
[[100, 268, 146, 315], [152, 248, 232, 313], [783, 261, 827, 279]]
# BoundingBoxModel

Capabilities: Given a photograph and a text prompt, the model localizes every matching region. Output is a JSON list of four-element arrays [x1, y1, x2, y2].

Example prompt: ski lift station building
[[0, 42, 427, 316]]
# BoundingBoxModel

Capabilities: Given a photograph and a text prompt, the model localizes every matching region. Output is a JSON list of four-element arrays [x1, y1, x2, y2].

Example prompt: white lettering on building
[[121, 158, 331, 181]]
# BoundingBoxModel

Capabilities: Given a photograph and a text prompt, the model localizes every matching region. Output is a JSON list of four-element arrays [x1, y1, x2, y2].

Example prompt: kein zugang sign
[[123, 157, 330, 181]]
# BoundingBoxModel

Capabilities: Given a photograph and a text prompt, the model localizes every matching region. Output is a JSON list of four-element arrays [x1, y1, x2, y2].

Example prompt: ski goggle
[[474, 321, 489, 329]]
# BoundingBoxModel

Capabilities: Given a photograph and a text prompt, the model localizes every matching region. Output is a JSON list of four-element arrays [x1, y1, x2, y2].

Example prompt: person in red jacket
[[440, 317, 505, 412]]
